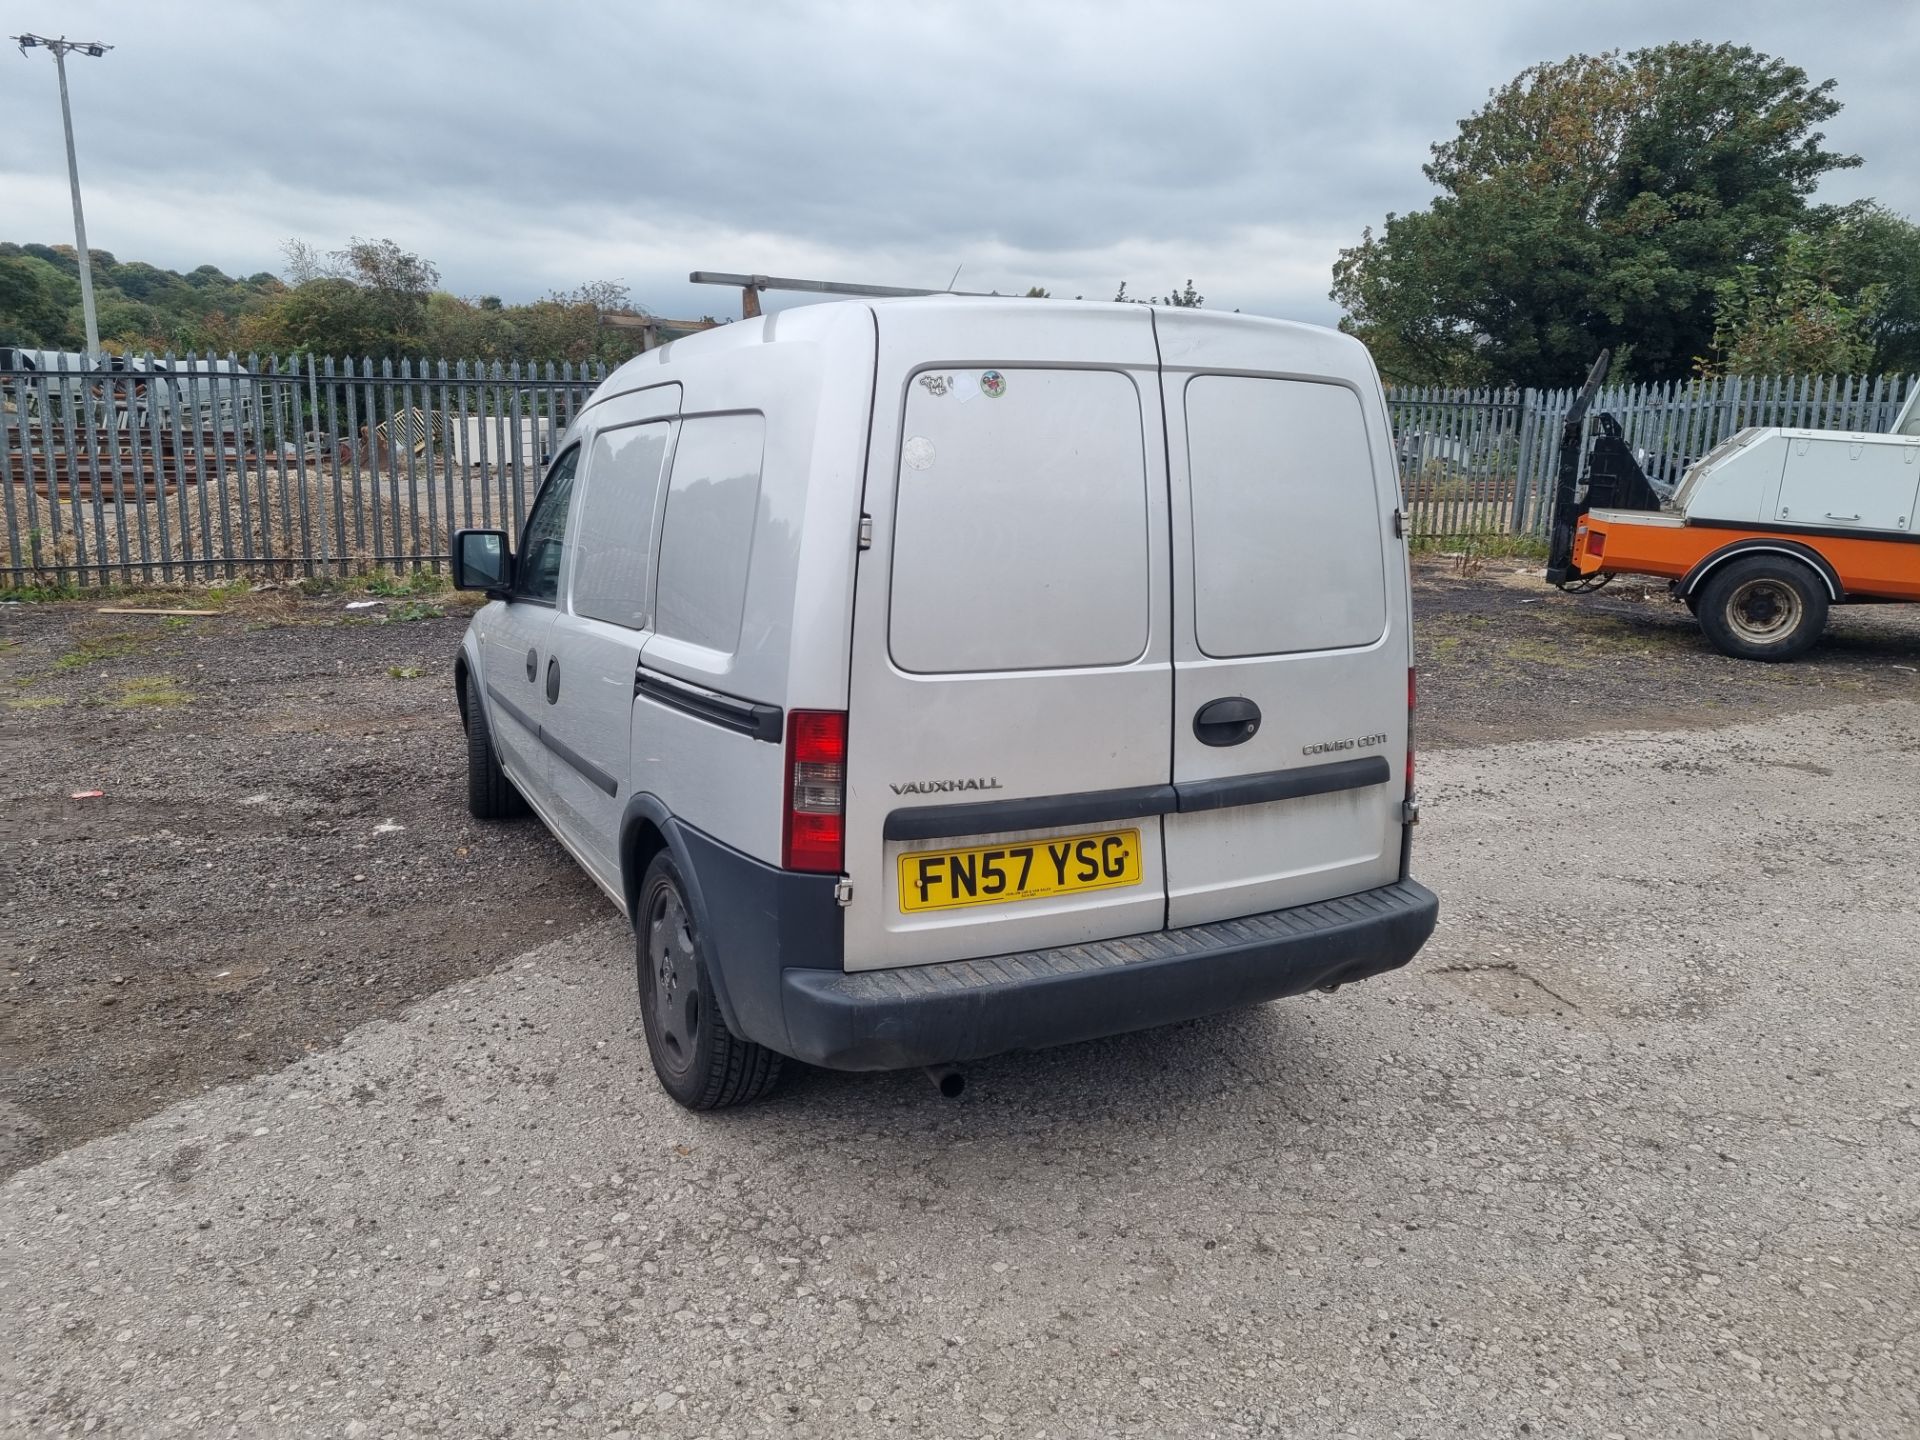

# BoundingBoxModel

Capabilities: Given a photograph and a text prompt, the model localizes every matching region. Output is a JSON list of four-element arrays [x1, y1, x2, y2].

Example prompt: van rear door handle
[[1194, 696, 1260, 746], [546, 656, 561, 704]]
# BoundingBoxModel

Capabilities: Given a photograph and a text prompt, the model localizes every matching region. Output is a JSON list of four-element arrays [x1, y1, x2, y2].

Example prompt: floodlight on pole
[[12, 33, 113, 361]]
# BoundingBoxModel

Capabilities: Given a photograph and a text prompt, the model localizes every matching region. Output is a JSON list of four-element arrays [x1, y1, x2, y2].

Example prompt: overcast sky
[[4, 0, 1916, 325]]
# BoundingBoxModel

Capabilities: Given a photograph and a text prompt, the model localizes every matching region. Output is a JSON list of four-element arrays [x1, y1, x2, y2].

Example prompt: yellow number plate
[[896, 828, 1142, 913]]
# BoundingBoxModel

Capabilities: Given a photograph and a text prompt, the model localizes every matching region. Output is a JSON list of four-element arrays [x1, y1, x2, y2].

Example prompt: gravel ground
[[1411, 560, 1920, 748], [0, 588, 602, 1175], [3, 698, 1916, 1438], [5, 564, 1920, 1178]]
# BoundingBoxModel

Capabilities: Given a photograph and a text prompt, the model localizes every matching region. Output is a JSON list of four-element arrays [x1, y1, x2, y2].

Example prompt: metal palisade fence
[[1389, 371, 1916, 544], [2, 353, 1916, 587], [1, 352, 608, 588]]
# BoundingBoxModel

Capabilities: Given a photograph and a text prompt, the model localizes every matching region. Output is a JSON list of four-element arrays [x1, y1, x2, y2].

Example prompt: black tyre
[[1695, 555, 1828, 662], [464, 670, 528, 819], [635, 852, 784, 1110]]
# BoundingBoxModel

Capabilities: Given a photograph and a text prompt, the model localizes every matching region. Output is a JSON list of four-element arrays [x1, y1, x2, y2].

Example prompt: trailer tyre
[[1696, 555, 1828, 662]]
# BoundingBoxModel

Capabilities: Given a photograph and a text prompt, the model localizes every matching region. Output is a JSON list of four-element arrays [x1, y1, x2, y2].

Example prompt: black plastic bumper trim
[[776, 878, 1438, 1070], [883, 783, 1177, 842], [882, 756, 1393, 842], [1688, 516, 1920, 547], [1174, 755, 1390, 813], [635, 668, 783, 743]]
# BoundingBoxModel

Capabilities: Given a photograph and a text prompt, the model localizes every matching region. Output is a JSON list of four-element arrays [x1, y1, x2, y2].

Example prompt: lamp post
[[13, 34, 113, 361]]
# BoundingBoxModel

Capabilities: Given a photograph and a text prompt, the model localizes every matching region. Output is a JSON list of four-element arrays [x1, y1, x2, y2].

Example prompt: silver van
[[451, 298, 1437, 1108]]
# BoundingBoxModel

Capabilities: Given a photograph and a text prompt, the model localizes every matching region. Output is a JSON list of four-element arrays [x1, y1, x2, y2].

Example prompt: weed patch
[[383, 601, 446, 623], [0, 581, 81, 603], [53, 633, 147, 670], [1498, 636, 1591, 669], [109, 675, 194, 709], [4, 695, 65, 711], [365, 569, 450, 598], [1413, 526, 1550, 569], [388, 665, 425, 680]]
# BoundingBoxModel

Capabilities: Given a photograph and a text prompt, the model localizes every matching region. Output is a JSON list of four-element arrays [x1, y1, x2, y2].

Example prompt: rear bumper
[[779, 878, 1438, 1071]]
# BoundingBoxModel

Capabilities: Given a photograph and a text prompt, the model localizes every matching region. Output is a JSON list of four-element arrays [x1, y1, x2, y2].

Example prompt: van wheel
[[636, 852, 784, 1110], [1696, 555, 1828, 662], [465, 670, 527, 819]]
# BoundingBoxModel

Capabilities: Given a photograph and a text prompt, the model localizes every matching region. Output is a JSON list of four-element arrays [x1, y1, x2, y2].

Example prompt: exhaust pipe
[[924, 1063, 966, 1099]]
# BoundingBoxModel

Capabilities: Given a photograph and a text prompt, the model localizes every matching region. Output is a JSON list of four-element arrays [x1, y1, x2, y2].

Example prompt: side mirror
[[452, 529, 513, 597]]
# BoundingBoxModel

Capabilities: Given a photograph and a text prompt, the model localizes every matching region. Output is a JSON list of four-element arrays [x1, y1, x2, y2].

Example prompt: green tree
[[246, 277, 389, 358], [1816, 203, 1920, 373], [1702, 205, 1920, 376], [1706, 231, 1881, 375], [1112, 279, 1205, 306], [0, 251, 79, 347], [1332, 43, 1859, 385], [1, 234, 682, 365], [248, 237, 440, 360]]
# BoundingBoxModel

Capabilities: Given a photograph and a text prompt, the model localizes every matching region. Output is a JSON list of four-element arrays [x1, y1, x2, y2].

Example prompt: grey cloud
[[4, 0, 1915, 325]]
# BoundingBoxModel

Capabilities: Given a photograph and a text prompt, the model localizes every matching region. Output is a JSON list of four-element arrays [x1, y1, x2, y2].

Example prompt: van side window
[[571, 421, 674, 628], [653, 414, 766, 654], [1184, 375, 1387, 657], [515, 446, 581, 605], [890, 368, 1150, 674]]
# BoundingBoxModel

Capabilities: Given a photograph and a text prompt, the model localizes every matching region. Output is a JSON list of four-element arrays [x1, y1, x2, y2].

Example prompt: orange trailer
[[1547, 357, 1920, 660]]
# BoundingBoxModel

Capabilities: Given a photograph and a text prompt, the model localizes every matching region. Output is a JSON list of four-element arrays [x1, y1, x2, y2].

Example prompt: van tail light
[[1405, 667, 1417, 806], [783, 710, 847, 873]]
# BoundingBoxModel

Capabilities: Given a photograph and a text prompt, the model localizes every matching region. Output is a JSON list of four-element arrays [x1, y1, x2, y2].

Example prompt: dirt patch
[[4, 563, 1920, 1176], [0, 587, 602, 1176], [1413, 556, 1920, 748]]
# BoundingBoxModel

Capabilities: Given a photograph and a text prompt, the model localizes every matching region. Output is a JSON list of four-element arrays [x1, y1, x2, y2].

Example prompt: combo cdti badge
[[450, 298, 1439, 1109]]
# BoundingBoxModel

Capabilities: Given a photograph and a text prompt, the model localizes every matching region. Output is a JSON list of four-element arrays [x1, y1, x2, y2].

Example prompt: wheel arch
[[453, 652, 471, 730], [619, 793, 746, 1039], [1679, 538, 1842, 601], [619, 793, 675, 922]]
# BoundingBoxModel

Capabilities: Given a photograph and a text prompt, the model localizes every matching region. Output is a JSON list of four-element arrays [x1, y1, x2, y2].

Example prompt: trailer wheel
[[1695, 555, 1828, 662]]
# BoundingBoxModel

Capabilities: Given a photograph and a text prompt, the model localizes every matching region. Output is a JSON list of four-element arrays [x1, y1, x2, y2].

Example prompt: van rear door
[[841, 303, 1173, 970], [1154, 311, 1409, 927]]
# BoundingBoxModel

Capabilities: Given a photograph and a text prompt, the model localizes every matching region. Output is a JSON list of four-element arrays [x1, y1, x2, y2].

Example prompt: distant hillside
[[0, 242, 283, 354], [0, 239, 679, 366]]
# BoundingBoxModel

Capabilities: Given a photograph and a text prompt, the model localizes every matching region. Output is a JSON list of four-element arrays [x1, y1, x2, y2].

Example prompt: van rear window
[[654, 414, 765, 655], [889, 368, 1149, 674], [1183, 376, 1387, 657]]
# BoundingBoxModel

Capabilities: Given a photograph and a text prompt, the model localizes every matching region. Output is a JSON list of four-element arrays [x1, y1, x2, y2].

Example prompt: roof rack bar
[[689, 271, 992, 300]]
